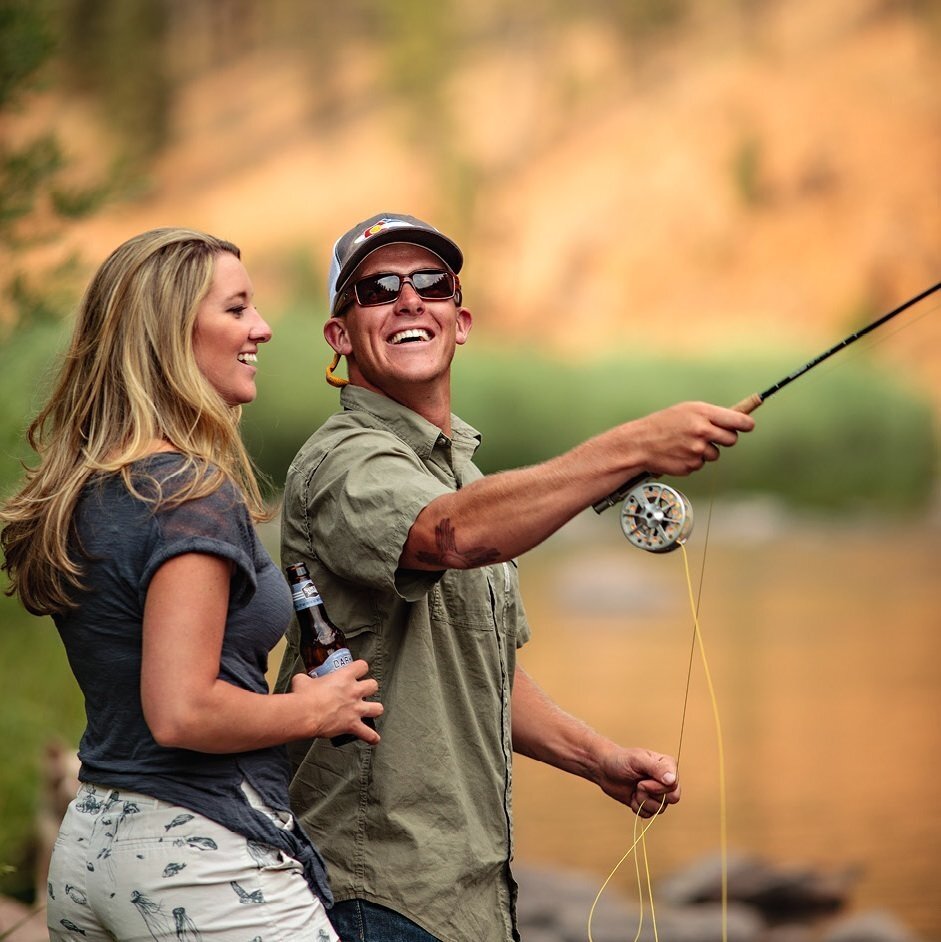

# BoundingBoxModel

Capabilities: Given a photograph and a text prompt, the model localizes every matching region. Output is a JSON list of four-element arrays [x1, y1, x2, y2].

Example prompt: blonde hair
[[1, 227, 271, 616]]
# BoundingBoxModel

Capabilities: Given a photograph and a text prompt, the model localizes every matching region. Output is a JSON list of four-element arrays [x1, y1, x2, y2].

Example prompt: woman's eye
[[227, 305, 246, 317]]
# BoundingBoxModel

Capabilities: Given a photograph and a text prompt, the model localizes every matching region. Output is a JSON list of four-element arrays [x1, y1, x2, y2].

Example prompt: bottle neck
[[309, 604, 340, 643]]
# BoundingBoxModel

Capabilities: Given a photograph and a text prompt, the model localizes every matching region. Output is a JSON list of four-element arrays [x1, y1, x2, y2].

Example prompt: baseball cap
[[327, 213, 464, 316]]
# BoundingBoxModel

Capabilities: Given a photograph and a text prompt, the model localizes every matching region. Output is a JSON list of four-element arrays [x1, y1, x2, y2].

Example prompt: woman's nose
[[251, 312, 273, 343]]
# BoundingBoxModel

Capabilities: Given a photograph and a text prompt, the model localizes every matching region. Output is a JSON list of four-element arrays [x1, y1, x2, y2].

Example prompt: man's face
[[324, 243, 472, 400]]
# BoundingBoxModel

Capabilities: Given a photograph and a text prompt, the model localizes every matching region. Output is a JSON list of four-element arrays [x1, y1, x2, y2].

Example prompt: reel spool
[[619, 481, 694, 553]]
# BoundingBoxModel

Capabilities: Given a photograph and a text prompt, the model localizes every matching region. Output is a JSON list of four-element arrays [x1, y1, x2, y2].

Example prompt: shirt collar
[[339, 384, 481, 461]]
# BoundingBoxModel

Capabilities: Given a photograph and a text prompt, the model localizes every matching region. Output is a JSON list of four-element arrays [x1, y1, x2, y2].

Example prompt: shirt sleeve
[[293, 426, 452, 597], [139, 480, 258, 609]]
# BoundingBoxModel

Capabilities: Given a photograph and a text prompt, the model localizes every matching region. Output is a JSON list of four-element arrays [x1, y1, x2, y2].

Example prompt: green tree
[[0, 0, 112, 329]]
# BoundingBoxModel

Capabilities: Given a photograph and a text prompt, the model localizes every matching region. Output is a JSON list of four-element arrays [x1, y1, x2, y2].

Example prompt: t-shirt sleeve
[[295, 427, 451, 597], [139, 481, 258, 609]]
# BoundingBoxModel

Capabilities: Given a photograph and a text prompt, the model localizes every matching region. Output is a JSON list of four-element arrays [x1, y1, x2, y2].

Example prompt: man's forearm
[[511, 665, 682, 815], [510, 665, 607, 783]]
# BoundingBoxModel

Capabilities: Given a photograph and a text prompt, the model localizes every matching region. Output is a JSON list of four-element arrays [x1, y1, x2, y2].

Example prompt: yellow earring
[[325, 351, 349, 388]]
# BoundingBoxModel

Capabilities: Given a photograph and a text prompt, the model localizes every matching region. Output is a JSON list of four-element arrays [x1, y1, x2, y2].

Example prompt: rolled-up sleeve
[[287, 426, 451, 599]]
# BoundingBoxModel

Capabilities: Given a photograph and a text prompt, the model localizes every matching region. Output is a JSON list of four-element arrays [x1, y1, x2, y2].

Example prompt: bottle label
[[310, 647, 354, 678], [291, 581, 323, 611]]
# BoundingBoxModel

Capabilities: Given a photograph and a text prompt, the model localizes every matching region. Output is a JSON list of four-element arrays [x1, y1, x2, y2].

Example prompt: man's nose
[[395, 280, 424, 312]]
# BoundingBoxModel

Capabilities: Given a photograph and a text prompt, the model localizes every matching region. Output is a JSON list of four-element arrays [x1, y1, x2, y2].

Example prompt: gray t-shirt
[[54, 453, 331, 902]]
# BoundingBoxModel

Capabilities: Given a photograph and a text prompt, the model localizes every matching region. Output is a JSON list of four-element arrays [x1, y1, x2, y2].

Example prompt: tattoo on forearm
[[416, 517, 501, 568]]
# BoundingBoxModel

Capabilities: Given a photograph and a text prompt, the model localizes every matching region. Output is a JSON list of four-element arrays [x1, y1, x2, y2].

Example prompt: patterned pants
[[47, 782, 339, 941]]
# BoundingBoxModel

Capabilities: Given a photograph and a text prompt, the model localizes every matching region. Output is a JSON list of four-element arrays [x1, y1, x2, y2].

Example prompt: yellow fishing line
[[637, 809, 660, 942], [587, 537, 728, 942], [680, 541, 728, 942], [586, 803, 662, 942]]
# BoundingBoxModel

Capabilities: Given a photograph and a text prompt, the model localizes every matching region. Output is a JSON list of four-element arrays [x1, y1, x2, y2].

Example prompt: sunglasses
[[336, 269, 460, 313]]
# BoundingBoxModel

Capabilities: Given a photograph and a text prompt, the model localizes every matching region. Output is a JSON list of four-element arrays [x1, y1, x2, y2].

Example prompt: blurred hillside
[[6, 0, 941, 413]]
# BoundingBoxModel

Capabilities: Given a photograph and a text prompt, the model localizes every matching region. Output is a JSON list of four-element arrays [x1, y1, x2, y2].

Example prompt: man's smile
[[389, 328, 432, 345]]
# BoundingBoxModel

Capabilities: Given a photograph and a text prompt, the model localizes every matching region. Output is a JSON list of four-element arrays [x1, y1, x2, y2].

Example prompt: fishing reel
[[618, 481, 694, 554]]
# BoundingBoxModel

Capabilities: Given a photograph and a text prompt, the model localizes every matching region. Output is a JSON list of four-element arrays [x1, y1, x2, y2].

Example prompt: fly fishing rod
[[595, 279, 941, 552]]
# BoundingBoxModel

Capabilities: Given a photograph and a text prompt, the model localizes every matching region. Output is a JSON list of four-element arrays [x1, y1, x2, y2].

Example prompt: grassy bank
[[3, 308, 936, 510], [0, 594, 82, 901]]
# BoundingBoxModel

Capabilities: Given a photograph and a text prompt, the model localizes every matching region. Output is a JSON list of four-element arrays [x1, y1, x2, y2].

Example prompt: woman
[[0, 228, 382, 940]]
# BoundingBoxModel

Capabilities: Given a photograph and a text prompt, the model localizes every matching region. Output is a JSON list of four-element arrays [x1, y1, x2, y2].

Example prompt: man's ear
[[324, 317, 353, 355], [455, 306, 472, 346]]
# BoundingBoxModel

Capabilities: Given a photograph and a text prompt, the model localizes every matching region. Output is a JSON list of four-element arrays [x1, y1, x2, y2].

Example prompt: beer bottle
[[285, 562, 375, 746]]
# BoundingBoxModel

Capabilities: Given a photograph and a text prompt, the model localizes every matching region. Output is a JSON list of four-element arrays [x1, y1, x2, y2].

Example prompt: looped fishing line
[[586, 798, 665, 942], [588, 497, 728, 942]]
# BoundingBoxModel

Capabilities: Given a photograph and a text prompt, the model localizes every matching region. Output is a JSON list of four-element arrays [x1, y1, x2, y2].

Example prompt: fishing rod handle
[[731, 392, 763, 414]]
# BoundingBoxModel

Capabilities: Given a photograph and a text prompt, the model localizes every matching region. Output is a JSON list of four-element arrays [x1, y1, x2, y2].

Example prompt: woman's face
[[193, 252, 272, 406]]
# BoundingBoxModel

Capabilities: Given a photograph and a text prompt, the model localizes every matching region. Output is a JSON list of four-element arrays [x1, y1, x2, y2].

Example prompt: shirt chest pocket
[[431, 567, 498, 631]]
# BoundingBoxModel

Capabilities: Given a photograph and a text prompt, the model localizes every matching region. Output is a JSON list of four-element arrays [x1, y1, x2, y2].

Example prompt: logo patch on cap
[[353, 218, 415, 246]]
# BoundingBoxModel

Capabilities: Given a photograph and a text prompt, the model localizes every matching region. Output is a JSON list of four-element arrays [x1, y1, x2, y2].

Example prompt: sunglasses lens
[[356, 274, 401, 306], [412, 270, 454, 299]]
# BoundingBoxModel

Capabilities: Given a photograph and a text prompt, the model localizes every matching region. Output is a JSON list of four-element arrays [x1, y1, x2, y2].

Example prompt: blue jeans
[[329, 899, 440, 942]]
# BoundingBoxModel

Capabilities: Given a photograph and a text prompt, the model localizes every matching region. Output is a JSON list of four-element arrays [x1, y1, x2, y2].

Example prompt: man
[[276, 213, 755, 942]]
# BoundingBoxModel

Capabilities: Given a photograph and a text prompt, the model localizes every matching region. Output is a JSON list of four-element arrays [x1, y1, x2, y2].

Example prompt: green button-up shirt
[[276, 385, 530, 942]]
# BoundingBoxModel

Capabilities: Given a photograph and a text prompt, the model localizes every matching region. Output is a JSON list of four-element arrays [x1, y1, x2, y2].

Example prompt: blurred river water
[[511, 500, 941, 939]]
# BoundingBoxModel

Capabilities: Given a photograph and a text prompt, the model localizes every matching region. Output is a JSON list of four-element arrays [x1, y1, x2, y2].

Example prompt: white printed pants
[[47, 782, 339, 941]]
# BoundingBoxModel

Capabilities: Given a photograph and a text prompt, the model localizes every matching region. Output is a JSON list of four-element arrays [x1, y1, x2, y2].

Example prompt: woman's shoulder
[[84, 452, 241, 518], [130, 451, 219, 482], [143, 454, 244, 505]]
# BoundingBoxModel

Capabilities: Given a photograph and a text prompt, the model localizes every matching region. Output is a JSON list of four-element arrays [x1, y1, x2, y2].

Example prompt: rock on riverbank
[[515, 853, 923, 942]]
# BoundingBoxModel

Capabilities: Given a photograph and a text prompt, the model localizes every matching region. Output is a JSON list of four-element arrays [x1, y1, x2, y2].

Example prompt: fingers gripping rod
[[592, 279, 941, 515]]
